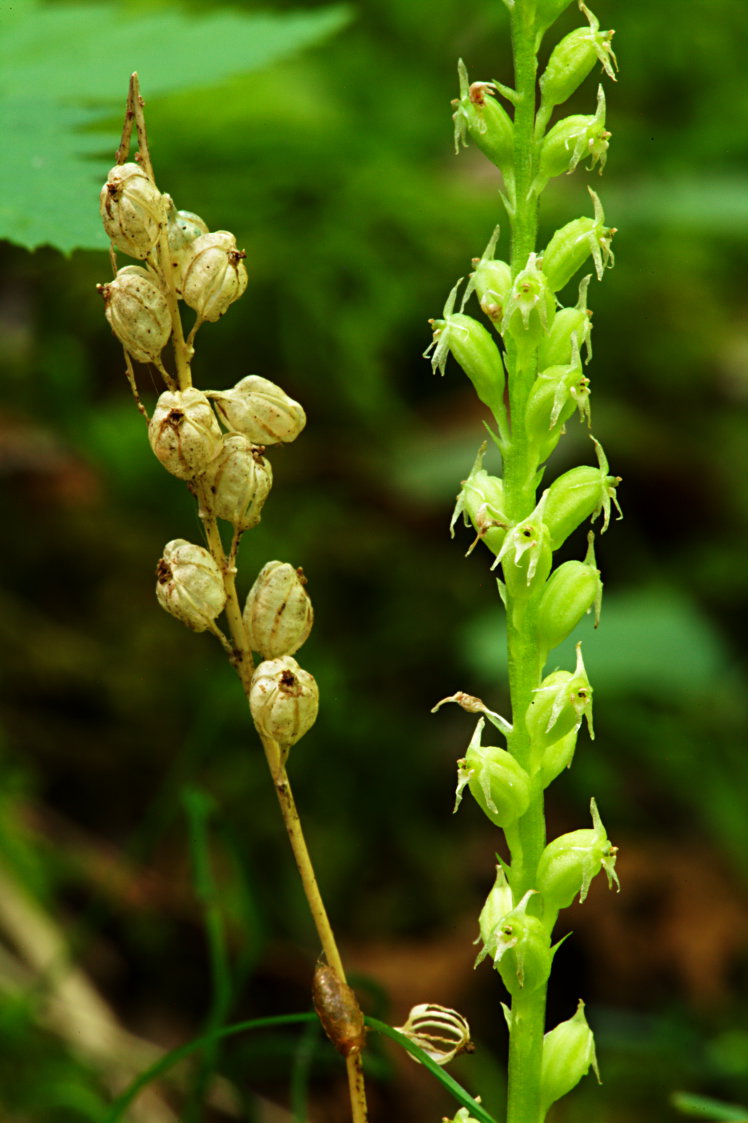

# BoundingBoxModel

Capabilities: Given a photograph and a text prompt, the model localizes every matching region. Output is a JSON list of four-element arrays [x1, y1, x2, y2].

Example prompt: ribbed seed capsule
[[536, 798, 619, 917], [525, 644, 593, 751], [250, 656, 319, 747], [182, 231, 248, 322], [540, 1001, 599, 1116], [454, 719, 531, 829], [208, 375, 306, 445], [99, 162, 166, 259], [541, 189, 615, 293], [98, 265, 171, 364], [243, 561, 313, 658], [452, 60, 514, 172], [200, 434, 273, 530], [166, 207, 209, 296], [148, 388, 223, 480], [155, 539, 226, 633], [539, 4, 617, 109]]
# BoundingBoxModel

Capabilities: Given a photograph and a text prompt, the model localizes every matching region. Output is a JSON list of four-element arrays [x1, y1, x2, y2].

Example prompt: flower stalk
[[97, 74, 367, 1123], [433, 2, 621, 1120]]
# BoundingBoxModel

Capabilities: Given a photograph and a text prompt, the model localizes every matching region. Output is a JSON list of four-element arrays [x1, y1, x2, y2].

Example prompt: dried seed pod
[[99, 162, 166, 259], [394, 1003, 473, 1065], [250, 656, 319, 747], [98, 265, 172, 364], [155, 539, 226, 632], [182, 230, 248, 321], [167, 208, 209, 296], [312, 964, 366, 1058], [208, 375, 306, 445], [201, 434, 273, 530], [148, 388, 223, 480], [244, 561, 313, 658]]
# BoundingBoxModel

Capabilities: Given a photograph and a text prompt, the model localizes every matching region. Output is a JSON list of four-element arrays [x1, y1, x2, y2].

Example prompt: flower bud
[[208, 375, 306, 445], [524, 351, 591, 464], [99, 162, 166, 259], [543, 437, 621, 549], [155, 539, 226, 633], [536, 545, 602, 653], [427, 281, 505, 420], [454, 719, 531, 829], [539, 4, 617, 110], [182, 230, 248, 322], [484, 890, 555, 995], [450, 443, 509, 558], [525, 644, 593, 751], [541, 729, 578, 789], [536, 798, 619, 917], [452, 60, 513, 171], [540, 1000, 599, 1115], [98, 265, 171, 364], [502, 253, 556, 342], [538, 277, 593, 368], [166, 207, 209, 295], [148, 388, 223, 480], [250, 656, 319, 747], [494, 493, 552, 591], [243, 561, 313, 658], [539, 86, 610, 181], [464, 226, 513, 326], [540, 188, 615, 293], [200, 434, 272, 529]]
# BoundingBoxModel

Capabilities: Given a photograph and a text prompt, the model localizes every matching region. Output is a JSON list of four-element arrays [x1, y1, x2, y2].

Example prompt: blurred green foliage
[[0, 0, 747, 1120]]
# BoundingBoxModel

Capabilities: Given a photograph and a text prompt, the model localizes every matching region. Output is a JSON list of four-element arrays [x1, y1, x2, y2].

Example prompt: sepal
[[502, 253, 556, 342], [480, 890, 555, 995], [494, 492, 553, 590]]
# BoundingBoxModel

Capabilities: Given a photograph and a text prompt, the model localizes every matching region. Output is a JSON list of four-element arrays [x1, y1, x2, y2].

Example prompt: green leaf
[[0, 1, 350, 254]]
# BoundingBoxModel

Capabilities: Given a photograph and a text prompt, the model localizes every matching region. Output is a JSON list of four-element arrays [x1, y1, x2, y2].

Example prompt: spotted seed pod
[[182, 230, 248, 321], [312, 964, 366, 1058], [243, 561, 313, 659], [99, 162, 166, 259], [155, 539, 226, 633], [148, 388, 223, 480], [166, 208, 209, 296], [208, 375, 306, 445], [98, 265, 171, 364], [250, 655, 319, 747], [200, 434, 273, 530]]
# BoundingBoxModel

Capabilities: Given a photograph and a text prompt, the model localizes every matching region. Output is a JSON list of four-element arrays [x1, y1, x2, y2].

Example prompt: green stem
[[504, 4, 549, 1123]]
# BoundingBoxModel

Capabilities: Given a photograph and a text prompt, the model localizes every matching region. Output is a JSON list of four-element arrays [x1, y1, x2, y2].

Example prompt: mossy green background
[[1, 0, 747, 1120]]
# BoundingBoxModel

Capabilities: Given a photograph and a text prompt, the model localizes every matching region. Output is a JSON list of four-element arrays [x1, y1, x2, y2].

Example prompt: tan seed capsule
[[155, 539, 226, 632], [167, 208, 210, 296], [99, 162, 166, 259], [148, 388, 223, 480], [250, 656, 319, 747], [208, 375, 306, 445], [312, 964, 366, 1058], [98, 265, 171, 364], [201, 434, 273, 529], [244, 561, 313, 658], [182, 230, 248, 322]]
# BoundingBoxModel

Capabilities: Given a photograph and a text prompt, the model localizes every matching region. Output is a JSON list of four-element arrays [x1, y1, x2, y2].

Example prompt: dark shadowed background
[[1, 0, 747, 1120]]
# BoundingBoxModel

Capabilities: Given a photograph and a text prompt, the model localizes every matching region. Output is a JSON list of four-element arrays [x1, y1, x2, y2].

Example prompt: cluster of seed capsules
[[97, 159, 318, 752]]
